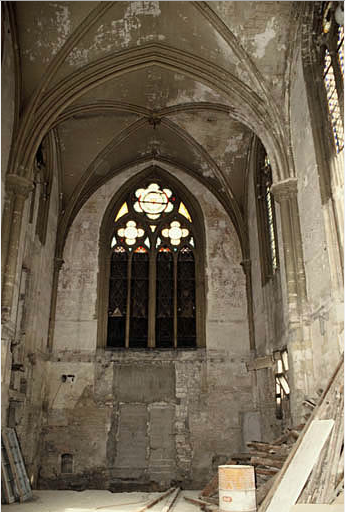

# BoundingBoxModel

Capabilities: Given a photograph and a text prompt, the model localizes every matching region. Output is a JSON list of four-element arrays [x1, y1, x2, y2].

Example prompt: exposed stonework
[[2, 1, 343, 494]]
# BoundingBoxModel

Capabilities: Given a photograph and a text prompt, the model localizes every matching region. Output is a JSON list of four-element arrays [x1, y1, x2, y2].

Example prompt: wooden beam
[[262, 419, 335, 512]]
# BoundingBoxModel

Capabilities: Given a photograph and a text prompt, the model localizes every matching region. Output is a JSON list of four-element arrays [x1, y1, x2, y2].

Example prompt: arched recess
[[97, 166, 206, 350]]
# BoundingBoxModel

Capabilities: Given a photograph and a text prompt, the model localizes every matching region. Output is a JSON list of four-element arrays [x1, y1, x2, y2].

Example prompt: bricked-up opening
[[61, 454, 73, 474]]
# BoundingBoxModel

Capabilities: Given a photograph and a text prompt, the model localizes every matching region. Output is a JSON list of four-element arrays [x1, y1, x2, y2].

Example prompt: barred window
[[107, 180, 197, 349], [322, 2, 344, 153]]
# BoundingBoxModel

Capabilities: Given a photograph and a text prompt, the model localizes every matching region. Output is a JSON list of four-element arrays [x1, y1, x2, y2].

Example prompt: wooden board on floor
[[264, 419, 334, 512], [1, 440, 17, 504], [1, 428, 32, 503], [290, 506, 344, 511]]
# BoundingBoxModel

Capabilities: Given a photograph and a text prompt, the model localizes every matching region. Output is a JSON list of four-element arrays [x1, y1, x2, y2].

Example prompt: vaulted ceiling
[[12, 1, 299, 255]]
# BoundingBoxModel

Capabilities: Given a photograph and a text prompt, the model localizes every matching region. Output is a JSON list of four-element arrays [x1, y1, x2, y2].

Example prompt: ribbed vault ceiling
[[13, 1, 296, 254]]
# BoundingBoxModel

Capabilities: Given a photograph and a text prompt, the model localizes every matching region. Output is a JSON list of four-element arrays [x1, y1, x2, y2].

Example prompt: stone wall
[[247, 145, 289, 440], [1, 5, 16, 216], [42, 164, 255, 489], [290, 49, 343, 395], [4, 141, 60, 486]]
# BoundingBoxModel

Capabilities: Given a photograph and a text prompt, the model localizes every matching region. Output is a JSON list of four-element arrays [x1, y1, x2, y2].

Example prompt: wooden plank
[[259, 358, 343, 512], [256, 468, 279, 476], [160, 488, 180, 512], [263, 419, 334, 512], [250, 457, 284, 469], [184, 496, 215, 511], [256, 475, 278, 506], [1, 441, 17, 504], [1, 428, 32, 503], [135, 487, 176, 512], [200, 459, 237, 497], [290, 506, 344, 511], [247, 441, 284, 452]]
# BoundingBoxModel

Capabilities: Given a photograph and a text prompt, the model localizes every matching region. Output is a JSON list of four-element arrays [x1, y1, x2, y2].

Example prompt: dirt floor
[[1, 489, 206, 512]]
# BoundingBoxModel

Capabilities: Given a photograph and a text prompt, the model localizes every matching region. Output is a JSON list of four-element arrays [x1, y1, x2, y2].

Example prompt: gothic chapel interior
[[1, 0, 344, 493]]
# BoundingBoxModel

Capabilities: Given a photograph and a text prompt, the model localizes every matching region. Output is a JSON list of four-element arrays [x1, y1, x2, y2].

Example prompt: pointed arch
[[97, 167, 206, 349]]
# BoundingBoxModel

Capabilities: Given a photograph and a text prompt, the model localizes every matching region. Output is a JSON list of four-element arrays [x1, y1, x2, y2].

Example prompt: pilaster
[[270, 178, 313, 423], [2, 174, 33, 323]]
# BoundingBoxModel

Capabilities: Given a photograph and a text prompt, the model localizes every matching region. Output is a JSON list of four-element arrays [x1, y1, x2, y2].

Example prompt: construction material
[[135, 487, 176, 512], [184, 496, 217, 511], [255, 475, 277, 506], [259, 357, 343, 512], [290, 506, 344, 511], [218, 465, 256, 512], [200, 459, 237, 498], [1, 428, 32, 503], [161, 487, 181, 512], [1, 439, 17, 504], [263, 419, 334, 512]]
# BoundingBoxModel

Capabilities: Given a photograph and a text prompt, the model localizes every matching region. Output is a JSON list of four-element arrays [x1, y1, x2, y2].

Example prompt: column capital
[[5, 174, 34, 198], [270, 177, 298, 203]]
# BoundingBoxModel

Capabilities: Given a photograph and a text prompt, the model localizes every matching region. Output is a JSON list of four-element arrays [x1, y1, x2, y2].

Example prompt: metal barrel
[[218, 465, 256, 512]]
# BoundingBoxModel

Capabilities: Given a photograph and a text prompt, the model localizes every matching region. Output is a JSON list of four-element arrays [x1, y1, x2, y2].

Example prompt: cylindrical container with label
[[218, 465, 256, 512]]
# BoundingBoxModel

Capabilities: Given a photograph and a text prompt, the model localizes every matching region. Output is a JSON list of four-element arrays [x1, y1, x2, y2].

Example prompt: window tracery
[[106, 179, 198, 349]]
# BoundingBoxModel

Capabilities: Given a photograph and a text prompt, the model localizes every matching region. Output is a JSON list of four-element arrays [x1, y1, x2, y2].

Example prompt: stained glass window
[[115, 202, 128, 222], [322, 3, 344, 154], [156, 251, 174, 348], [107, 178, 198, 349], [177, 248, 196, 347], [107, 250, 127, 347], [133, 183, 174, 219]]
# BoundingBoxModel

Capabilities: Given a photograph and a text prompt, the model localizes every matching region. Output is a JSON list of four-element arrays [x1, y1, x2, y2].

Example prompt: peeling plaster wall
[[290, 50, 343, 395], [1, 9, 16, 217], [5, 146, 60, 486], [247, 151, 288, 440], [45, 165, 253, 489]]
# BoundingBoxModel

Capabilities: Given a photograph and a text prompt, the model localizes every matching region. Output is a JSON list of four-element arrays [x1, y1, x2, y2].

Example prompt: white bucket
[[218, 465, 256, 512]]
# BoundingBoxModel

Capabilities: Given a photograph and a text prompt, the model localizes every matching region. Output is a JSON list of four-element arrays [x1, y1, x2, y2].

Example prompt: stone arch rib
[[11, 43, 289, 184]]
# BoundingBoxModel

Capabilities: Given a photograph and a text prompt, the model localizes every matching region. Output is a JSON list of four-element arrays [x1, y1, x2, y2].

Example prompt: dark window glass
[[177, 247, 196, 347], [107, 249, 127, 347], [129, 252, 149, 348], [156, 250, 174, 348]]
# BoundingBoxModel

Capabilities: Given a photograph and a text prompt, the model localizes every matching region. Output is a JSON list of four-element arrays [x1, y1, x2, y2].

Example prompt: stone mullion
[[148, 251, 156, 349], [125, 253, 132, 349], [174, 255, 178, 349], [2, 175, 33, 324]]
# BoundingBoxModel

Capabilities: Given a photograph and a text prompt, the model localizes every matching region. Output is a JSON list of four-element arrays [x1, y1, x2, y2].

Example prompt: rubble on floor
[[198, 357, 344, 512]]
